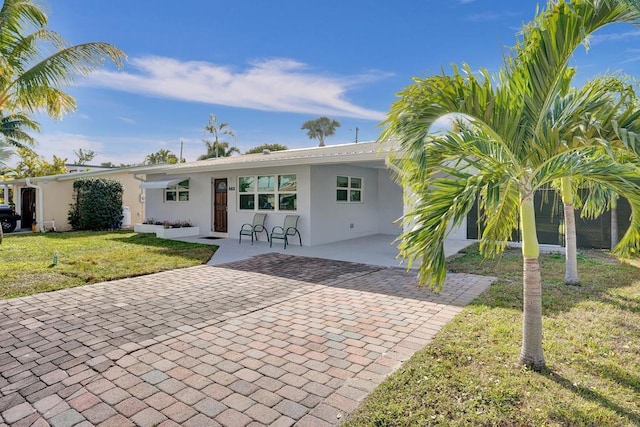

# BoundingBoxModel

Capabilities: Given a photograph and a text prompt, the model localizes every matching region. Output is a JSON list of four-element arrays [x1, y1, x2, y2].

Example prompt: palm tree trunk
[[561, 177, 579, 285], [519, 192, 546, 371], [610, 195, 618, 249]]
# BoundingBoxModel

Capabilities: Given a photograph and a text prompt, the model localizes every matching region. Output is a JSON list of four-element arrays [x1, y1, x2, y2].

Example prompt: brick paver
[[0, 253, 493, 425]]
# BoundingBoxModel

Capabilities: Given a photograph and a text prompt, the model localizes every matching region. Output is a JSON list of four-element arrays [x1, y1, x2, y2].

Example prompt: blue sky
[[18, 0, 640, 165]]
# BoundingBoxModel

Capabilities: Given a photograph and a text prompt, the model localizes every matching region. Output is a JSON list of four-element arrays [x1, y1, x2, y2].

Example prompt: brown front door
[[21, 188, 36, 229], [214, 178, 228, 233]]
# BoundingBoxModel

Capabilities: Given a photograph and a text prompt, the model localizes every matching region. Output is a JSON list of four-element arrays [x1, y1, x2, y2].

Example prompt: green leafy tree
[[0, 0, 125, 119], [68, 178, 123, 230], [145, 149, 179, 165], [301, 116, 340, 147], [199, 114, 238, 159], [9, 147, 67, 178], [382, 0, 640, 370], [245, 143, 288, 154], [73, 148, 96, 165]]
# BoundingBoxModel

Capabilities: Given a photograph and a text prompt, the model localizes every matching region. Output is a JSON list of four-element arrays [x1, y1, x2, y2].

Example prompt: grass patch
[[0, 230, 217, 299], [345, 245, 640, 426]]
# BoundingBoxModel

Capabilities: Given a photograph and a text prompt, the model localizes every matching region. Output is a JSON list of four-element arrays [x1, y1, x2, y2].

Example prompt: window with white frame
[[165, 179, 190, 202], [337, 176, 362, 203], [238, 174, 297, 211]]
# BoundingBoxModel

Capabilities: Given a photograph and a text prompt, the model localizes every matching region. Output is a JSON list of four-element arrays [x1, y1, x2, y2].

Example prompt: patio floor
[[175, 234, 476, 268]]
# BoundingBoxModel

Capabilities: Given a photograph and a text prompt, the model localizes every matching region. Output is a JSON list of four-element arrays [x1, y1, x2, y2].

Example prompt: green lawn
[[0, 230, 217, 299], [345, 245, 640, 426]]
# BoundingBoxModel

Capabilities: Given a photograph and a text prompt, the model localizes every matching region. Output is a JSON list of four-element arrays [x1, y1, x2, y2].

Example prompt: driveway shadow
[[218, 253, 492, 308]]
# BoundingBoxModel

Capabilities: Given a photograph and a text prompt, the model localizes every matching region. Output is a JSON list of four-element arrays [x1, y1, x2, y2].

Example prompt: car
[[0, 205, 22, 233]]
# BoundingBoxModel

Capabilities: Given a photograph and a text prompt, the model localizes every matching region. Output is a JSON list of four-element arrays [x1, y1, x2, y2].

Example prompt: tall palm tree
[[301, 116, 341, 147], [0, 0, 125, 118], [540, 73, 638, 285], [199, 114, 238, 159], [0, 0, 124, 243], [382, 0, 640, 370]]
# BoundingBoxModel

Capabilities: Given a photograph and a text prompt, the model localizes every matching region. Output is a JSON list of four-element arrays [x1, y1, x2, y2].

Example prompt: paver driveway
[[0, 254, 493, 426]]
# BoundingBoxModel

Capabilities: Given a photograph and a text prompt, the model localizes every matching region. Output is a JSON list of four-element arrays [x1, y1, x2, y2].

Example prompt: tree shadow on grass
[[595, 363, 640, 394], [449, 247, 640, 316], [38, 231, 217, 262], [543, 369, 640, 425], [110, 232, 218, 251]]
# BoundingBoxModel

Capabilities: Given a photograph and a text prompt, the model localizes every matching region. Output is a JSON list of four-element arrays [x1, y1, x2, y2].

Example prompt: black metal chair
[[239, 213, 268, 244], [270, 215, 302, 249]]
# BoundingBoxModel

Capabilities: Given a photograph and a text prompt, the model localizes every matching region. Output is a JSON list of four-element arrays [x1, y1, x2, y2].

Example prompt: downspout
[[133, 173, 146, 223], [25, 178, 44, 232]]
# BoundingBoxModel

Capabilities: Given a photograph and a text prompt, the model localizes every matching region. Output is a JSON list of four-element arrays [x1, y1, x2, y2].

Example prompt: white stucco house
[[135, 141, 469, 246]]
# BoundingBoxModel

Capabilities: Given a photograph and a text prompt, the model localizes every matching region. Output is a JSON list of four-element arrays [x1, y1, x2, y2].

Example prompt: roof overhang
[[139, 177, 189, 189]]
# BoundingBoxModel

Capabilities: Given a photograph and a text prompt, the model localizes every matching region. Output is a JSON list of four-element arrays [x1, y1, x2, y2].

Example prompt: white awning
[[139, 177, 188, 189]]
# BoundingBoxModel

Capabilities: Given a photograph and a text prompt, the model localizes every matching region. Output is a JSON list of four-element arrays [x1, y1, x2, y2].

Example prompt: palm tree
[[301, 117, 341, 147], [145, 149, 178, 165], [382, 0, 640, 370], [0, 0, 125, 118], [0, 113, 37, 148], [198, 140, 240, 160], [199, 114, 238, 159], [540, 73, 639, 285], [0, 0, 123, 244]]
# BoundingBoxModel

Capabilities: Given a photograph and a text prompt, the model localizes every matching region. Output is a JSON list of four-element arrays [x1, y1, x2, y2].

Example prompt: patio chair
[[270, 215, 302, 249], [239, 213, 269, 244]]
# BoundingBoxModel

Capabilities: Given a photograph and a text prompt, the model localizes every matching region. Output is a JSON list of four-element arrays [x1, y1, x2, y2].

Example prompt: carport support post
[[1, 185, 7, 204]]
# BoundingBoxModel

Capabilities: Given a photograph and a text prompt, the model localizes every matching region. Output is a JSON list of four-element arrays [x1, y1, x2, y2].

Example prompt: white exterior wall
[[145, 173, 212, 231], [144, 165, 312, 244], [225, 165, 311, 245], [308, 165, 402, 245], [377, 169, 403, 236], [145, 164, 403, 246]]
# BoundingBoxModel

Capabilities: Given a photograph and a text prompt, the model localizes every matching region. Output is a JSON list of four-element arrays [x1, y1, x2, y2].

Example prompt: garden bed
[[133, 223, 200, 238]]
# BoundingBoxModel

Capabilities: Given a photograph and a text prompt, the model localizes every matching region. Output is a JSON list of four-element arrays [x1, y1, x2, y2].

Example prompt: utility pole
[[179, 139, 184, 163], [355, 127, 359, 143]]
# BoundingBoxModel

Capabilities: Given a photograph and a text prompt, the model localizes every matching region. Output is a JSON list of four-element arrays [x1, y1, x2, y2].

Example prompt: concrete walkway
[[0, 251, 493, 426]]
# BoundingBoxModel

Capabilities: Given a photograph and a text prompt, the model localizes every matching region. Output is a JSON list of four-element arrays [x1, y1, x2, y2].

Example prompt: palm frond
[[508, 0, 640, 143], [398, 172, 480, 291], [7, 42, 125, 115], [0, 112, 37, 148]]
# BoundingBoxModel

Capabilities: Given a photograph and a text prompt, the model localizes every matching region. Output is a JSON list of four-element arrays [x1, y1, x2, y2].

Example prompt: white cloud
[[83, 57, 390, 121], [590, 31, 640, 45], [118, 117, 136, 125], [465, 11, 519, 22], [31, 133, 105, 163]]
